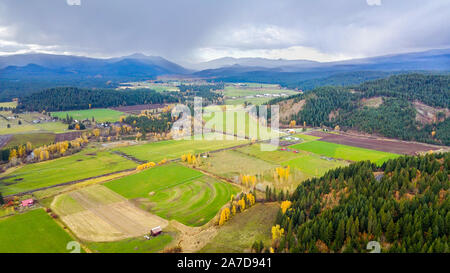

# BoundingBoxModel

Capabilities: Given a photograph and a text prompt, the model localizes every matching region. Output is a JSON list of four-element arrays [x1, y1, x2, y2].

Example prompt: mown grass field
[[0, 110, 68, 135], [87, 234, 173, 253], [0, 150, 137, 195], [199, 150, 277, 179], [114, 134, 248, 162], [51, 108, 125, 123], [282, 154, 349, 176], [203, 110, 281, 140], [290, 140, 400, 165], [0, 101, 17, 108], [105, 163, 240, 226], [225, 96, 273, 106], [199, 203, 279, 253], [222, 85, 297, 98], [0, 209, 79, 253]]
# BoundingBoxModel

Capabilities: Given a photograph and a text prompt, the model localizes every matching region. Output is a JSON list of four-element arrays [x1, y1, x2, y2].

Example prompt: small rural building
[[151, 226, 162, 236], [21, 199, 34, 207]]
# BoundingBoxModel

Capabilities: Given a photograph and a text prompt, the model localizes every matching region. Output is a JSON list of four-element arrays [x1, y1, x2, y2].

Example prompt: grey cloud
[[0, 0, 448, 62]]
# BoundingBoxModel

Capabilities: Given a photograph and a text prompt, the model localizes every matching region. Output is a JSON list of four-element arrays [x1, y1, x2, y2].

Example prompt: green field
[[114, 134, 248, 162], [4, 133, 56, 149], [51, 108, 125, 123], [222, 85, 297, 98], [0, 111, 68, 135], [199, 150, 277, 179], [203, 110, 281, 140], [236, 144, 303, 163], [87, 234, 173, 253], [199, 203, 279, 253], [105, 163, 240, 226], [290, 140, 400, 165], [0, 209, 79, 253], [0, 150, 137, 195], [0, 101, 17, 108], [225, 97, 273, 106], [282, 154, 348, 176]]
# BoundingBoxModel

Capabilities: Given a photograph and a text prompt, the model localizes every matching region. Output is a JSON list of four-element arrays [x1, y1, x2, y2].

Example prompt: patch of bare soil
[[413, 101, 450, 125], [361, 97, 383, 108], [307, 130, 446, 155], [278, 98, 305, 122], [169, 220, 218, 253]]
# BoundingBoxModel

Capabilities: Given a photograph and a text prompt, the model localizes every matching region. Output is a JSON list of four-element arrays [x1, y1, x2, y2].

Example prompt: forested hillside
[[275, 153, 449, 253], [270, 74, 450, 145], [16, 87, 177, 112]]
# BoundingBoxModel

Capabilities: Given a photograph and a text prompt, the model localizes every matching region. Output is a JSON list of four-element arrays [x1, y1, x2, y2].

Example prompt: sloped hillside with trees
[[269, 74, 450, 145], [274, 153, 449, 253]]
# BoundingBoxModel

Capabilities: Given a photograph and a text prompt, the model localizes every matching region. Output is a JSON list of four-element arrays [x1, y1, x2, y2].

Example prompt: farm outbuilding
[[21, 199, 34, 207], [151, 226, 162, 236]]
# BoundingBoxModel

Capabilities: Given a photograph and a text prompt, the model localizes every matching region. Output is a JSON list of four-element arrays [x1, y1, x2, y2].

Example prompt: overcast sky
[[0, 0, 448, 64]]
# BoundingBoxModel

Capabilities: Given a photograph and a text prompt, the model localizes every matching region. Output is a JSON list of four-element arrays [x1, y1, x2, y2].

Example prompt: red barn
[[150, 226, 162, 236], [21, 199, 34, 207]]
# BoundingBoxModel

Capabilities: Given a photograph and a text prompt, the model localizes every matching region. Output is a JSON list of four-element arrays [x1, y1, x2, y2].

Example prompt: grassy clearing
[[199, 150, 277, 179], [105, 163, 239, 226], [290, 140, 400, 165], [87, 234, 173, 253], [4, 133, 56, 149], [282, 154, 349, 176], [199, 203, 279, 253], [0, 101, 17, 108], [146, 176, 239, 226], [222, 85, 297, 98], [235, 144, 303, 163], [114, 134, 248, 162], [51, 108, 125, 123], [0, 209, 79, 253], [0, 150, 137, 195], [0, 111, 68, 135], [292, 134, 321, 142], [104, 163, 203, 199], [225, 97, 273, 106], [203, 109, 281, 140]]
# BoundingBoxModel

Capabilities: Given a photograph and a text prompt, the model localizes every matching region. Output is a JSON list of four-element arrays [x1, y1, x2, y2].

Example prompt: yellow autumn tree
[[271, 225, 284, 241], [280, 200, 292, 214]]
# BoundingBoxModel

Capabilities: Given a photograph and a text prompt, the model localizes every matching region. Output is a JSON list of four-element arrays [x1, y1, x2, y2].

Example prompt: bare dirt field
[[306, 131, 446, 155], [53, 185, 168, 242], [0, 134, 12, 148]]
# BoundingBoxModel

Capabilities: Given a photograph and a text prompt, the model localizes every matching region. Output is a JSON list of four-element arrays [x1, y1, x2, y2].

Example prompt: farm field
[[0, 110, 68, 135], [51, 108, 125, 123], [87, 234, 173, 253], [199, 203, 279, 253], [0, 101, 17, 108], [225, 96, 273, 106], [0, 209, 79, 253], [0, 150, 137, 195], [198, 150, 277, 179], [105, 163, 240, 226], [222, 85, 297, 98], [113, 134, 248, 162], [282, 153, 349, 176], [203, 109, 281, 140], [290, 140, 400, 165], [3, 133, 56, 149], [235, 144, 304, 163], [52, 184, 168, 242]]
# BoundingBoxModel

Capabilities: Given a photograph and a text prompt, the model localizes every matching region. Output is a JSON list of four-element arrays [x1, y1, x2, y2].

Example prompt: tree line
[[15, 87, 177, 112], [272, 153, 449, 253]]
